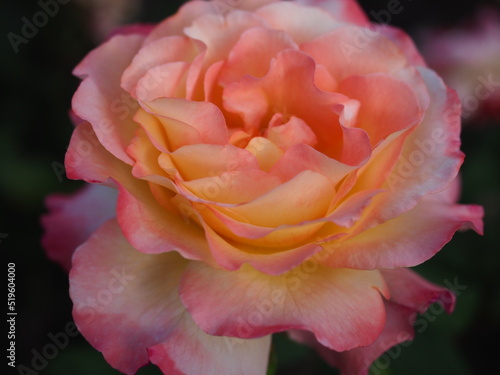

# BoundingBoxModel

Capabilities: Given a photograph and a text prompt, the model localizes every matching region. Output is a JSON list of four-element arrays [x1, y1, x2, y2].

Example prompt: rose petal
[[135, 61, 191, 101], [378, 24, 427, 67], [289, 300, 415, 375], [245, 137, 283, 172], [224, 50, 368, 163], [121, 35, 198, 95], [270, 143, 358, 185], [381, 268, 456, 313], [289, 266, 457, 375], [70, 219, 270, 375], [295, 0, 369, 26], [142, 98, 229, 146], [72, 34, 145, 164], [302, 26, 408, 82], [266, 115, 318, 150], [255, 1, 340, 44], [180, 261, 388, 351], [363, 67, 465, 225], [202, 222, 327, 274], [106, 24, 155, 40], [220, 28, 298, 85], [149, 327, 271, 375], [117, 182, 213, 263], [180, 170, 282, 205], [319, 193, 484, 269], [41, 184, 117, 271], [221, 170, 334, 227], [162, 144, 258, 181], [184, 10, 267, 67], [338, 73, 424, 145], [65, 122, 130, 184], [144, 1, 216, 43]]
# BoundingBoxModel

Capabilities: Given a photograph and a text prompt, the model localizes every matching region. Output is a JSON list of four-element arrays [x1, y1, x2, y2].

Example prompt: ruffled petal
[[289, 268, 457, 375], [255, 1, 340, 44], [362, 67, 465, 224], [141, 98, 229, 146], [201, 223, 327, 274], [220, 28, 298, 85], [144, 1, 216, 43], [295, 0, 369, 26], [319, 190, 484, 269], [381, 268, 456, 313], [378, 25, 427, 67], [338, 73, 424, 145], [72, 34, 145, 164], [180, 261, 388, 351], [116, 182, 213, 263], [149, 326, 271, 375], [221, 170, 334, 227], [270, 143, 358, 185], [41, 184, 117, 271], [289, 301, 414, 375], [162, 144, 258, 181], [301, 26, 408, 82], [121, 35, 198, 96], [65, 122, 130, 184], [70, 219, 270, 375], [184, 10, 267, 67], [223, 50, 371, 163]]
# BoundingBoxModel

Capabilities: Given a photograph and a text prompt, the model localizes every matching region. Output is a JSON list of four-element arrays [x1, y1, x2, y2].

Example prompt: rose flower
[[42, 1, 483, 374]]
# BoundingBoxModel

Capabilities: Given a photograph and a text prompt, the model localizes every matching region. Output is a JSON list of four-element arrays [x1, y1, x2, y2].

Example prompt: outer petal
[[116, 182, 213, 263], [255, 1, 340, 44], [381, 268, 456, 314], [180, 261, 388, 351], [149, 324, 271, 375], [295, 0, 369, 26], [41, 184, 117, 271], [301, 26, 408, 82], [121, 35, 198, 97], [290, 300, 414, 375], [319, 192, 484, 269], [143, 1, 216, 43], [363, 67, 465, 225], [72, 34, 146, 164], [70, 219, 270, 375], [338, 73, 424, 145], [289, 268, 456, 375], [377, 25, 427, 67], [106, 24, 155, 40], [219, 28, 298, 85], [65, 122, 130, 184]]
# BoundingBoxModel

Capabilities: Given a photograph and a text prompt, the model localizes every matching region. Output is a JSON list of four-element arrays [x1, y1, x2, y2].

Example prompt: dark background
[[1, 0, 499, 374]]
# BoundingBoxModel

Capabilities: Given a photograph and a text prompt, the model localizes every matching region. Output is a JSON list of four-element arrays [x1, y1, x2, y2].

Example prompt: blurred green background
[[1, 0, 499, 374]]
